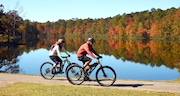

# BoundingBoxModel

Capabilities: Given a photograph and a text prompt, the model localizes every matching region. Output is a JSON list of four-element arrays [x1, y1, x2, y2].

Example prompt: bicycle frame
[[61, 57, 70, 69], [58, 56, 74, 72], [85, 58, 102, 77]]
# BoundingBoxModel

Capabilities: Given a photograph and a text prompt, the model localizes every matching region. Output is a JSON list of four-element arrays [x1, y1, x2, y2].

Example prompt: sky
[[1, 0, 180, 22]]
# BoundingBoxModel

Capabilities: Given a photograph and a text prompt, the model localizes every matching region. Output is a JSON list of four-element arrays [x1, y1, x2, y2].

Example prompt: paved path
[[0, 73, 180, 93]]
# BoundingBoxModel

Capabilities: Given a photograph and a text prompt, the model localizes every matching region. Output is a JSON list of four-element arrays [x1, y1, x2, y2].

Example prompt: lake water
[[16, 48, 179, 80], [1, 37, 180, 80]]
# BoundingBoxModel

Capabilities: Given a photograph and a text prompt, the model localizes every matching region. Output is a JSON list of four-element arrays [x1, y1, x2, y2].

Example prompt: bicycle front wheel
[[66, 64, 84, 85], [65, 63, 76, 75], [96, 66, 116, 86], [40, 62, 55, 80]]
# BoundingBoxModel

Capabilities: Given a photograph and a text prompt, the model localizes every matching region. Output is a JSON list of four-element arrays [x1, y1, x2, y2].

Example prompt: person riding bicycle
[[49, 39, 70, 74], [77, 38, 102, 80]]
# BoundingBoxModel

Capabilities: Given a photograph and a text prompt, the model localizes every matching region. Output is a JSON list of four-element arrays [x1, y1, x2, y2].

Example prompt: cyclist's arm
[[62, 47, 70, 56], [84, 44, 96, 58], [91, 47, 100, 57], [56, 46, 62, 57]]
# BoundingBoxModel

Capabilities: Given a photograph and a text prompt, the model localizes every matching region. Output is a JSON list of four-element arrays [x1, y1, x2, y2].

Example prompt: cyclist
[[49, 39, 70, 74], [77, 38, 102, 80]]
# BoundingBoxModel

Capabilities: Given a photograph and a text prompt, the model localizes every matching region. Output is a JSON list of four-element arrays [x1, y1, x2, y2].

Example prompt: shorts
[[49, 56, 62, 64], [78, 55, 91, 64]]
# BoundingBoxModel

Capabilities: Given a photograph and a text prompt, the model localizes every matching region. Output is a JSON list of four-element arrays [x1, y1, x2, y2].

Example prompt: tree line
[[0, 4, 180, 40]]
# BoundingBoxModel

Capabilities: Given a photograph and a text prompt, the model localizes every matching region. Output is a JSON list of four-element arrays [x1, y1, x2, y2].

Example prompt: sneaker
[[51, 68, 56, 74], [84, 77, 91, 81], [58, 70, 64, 74]]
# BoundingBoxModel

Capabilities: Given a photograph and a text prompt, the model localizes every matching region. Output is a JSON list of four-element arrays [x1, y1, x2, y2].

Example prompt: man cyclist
[[77, 38, 102, 80]]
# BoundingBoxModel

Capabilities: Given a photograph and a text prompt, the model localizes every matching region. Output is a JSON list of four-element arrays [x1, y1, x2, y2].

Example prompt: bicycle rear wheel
[[96, 66, 116, 86], [66, 64, 84, 85], [40, 62, 55, 79]]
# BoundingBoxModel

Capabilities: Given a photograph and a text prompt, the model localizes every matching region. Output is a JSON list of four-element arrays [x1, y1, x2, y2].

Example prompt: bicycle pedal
[[58, 71, 64, 74]]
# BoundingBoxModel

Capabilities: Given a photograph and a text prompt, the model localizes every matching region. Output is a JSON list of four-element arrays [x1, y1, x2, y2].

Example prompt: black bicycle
[[40, 55, 74, 80], [66, 57, 116, 86]]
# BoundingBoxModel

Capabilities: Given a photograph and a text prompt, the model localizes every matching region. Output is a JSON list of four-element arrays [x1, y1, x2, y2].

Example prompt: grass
[[172, 78, 180, 83], [0, 82, 180, 96]]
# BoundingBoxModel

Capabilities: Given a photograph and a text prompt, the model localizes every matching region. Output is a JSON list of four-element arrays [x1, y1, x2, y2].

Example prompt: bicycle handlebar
[[96, 56, 102, 60], [61, 55, 70, 58]]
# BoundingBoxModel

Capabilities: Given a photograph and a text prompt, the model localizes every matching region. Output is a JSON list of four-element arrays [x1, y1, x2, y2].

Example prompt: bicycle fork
[[101, 68, 107, 77]]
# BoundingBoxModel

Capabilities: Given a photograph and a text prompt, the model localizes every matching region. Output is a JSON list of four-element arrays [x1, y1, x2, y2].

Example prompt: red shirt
[[77, 42, 98, 58]]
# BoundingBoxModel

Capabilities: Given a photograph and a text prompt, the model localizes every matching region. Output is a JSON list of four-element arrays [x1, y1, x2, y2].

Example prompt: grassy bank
[[0, 82, 179, 96]]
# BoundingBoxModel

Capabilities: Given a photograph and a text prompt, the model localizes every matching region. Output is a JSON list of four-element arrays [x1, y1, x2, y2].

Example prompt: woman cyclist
[[49, 39, 70, 74]]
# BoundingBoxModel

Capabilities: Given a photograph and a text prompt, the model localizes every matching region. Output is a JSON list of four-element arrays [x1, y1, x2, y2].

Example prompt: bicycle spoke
[[40, 62, 55, 79], [66, 64, 84, 85], [96, 66, 116, 86]]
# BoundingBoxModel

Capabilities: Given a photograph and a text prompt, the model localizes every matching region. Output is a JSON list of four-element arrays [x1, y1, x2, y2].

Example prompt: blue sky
[[1, 0, 180, 22]]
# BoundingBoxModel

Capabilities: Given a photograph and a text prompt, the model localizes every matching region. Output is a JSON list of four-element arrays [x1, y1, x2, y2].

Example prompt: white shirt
[[49, 44, 69, 57], [49, 45, 61, 56]]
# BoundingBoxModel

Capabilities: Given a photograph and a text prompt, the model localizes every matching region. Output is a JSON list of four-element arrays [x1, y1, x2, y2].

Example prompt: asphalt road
[[0, 73, 180, 93]]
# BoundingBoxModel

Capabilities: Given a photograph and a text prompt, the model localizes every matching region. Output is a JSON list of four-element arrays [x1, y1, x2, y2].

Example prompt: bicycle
[[66, 57, 116, 86], [40, 55, 74, 80]]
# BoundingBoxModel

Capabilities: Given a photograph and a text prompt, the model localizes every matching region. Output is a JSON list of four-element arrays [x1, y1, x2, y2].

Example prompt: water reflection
[[0, 44, 22, 73], [0, 37, 180, 80]]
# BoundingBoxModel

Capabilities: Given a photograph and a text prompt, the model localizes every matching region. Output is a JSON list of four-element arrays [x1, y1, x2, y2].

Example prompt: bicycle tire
[[96, 66, 116, 86], [40, 62, 55, 80], [66, 64, 84, 85], [65, 63, 76, 75]]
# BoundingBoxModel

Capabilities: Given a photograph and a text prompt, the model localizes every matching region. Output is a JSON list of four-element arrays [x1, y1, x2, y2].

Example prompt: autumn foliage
[[0, 6, 180, 39]]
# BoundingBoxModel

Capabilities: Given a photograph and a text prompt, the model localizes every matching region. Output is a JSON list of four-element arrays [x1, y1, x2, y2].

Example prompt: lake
[[0, 37, 180, 80]]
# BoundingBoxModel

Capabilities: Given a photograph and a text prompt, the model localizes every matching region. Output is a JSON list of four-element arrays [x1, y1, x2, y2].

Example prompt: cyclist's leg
[[49, 56, 59, 74], [78, 55, 92, 69], [50, 56, 59, 67], [56, 56, 64, 73], [78, 56, 92, 81]]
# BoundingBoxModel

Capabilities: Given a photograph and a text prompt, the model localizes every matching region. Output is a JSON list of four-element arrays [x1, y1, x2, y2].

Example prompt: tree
[[0, 4, 5, 35]]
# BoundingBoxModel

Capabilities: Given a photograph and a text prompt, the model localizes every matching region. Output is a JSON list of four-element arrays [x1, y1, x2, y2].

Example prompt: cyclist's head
[[88, 38, 95, 44], [58, 39, 65, 43]]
